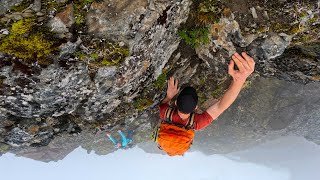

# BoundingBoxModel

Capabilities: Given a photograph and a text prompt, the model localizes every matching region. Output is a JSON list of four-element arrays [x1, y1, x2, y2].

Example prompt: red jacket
[[159, 103, 214, 130]]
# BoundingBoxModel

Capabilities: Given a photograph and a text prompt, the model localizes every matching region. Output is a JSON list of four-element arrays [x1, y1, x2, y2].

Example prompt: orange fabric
[[157, 124, 195, 156]]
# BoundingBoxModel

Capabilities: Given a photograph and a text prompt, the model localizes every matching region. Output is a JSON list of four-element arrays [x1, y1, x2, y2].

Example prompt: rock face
[[47, 4, 74, 39], [196, 15, 319, 83], [0, 0, 319, 161], [1, 0, 192, 121], [0, 0, 24, 16], [0, 63, 92, 119]]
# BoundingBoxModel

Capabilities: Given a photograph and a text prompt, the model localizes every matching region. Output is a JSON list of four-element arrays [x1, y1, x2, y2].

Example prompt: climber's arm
[[206, 52, 255, 120]]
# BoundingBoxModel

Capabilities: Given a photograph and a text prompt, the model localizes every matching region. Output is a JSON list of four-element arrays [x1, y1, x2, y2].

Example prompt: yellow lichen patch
[[0, 18, 55, 63], [11, 18, 34, 35], [290, 24, 304, 34], [257, 26, 269, 34]]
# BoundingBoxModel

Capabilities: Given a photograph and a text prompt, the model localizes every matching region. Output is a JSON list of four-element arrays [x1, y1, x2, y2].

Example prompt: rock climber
[[106, 130, 133, 149], [159, 52, 255, 130], [154, 52, 255, 156], [160, 52, 255, 130]]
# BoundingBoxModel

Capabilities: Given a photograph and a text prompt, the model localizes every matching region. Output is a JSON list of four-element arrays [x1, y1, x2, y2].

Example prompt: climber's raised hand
[[228, 52, 255, 83]]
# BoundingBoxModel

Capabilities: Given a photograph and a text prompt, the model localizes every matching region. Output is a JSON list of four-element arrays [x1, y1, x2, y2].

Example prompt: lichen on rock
[[0, 18, 55, 63]]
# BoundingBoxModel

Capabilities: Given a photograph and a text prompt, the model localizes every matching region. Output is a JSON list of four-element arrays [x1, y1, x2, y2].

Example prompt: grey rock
[[5, 127, 33, 146], [247, 33, 292, 75], [56, 0, 68, 3], [250, 33, 291, 61], [87, 0, 149, 42], [196, 16, 246, 69], [0, 0, 24, 16], [82, 0, 192, 120], [36, 12, 44, 16], [48, 17, 68, 36], [59, 37, 82, 58], [263, 11, 269, 19], [0, 16, 9, 23], [47, 4, 74, 38], [31, 0, 41, 12], [6, 12, 23, 20], [22, 12, 33, 18], [250, 7, 258, 19], [0, 63, 92, 118], [0, 29, 9, 35]]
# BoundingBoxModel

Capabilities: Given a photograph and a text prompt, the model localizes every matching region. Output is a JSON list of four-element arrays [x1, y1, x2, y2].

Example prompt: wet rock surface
[[0, 0, 319, 161]]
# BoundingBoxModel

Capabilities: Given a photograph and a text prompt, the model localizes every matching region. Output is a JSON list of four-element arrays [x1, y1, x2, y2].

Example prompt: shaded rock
[[0, 120, 15, 128], [5, 127, 33, 146], [250, 7, 258, 19], [36, 12, 44, 16], [22, 12, 33, 18], [269, 42, 320, 83], [249, 33, 291, 61], [247, 33, 292, 75], [0, 0, 24, 16], [6, 12, 23, 20], [87, 0, 149, 42], [47, 4, 74, 38], [31, 0, 41, 12], [59, 37, 82, 58], [0, 63, 92, 118]]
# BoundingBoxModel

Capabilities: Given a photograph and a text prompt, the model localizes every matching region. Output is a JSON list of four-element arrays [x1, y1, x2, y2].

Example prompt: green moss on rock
[[100, 45, 129, 66], [153, 71, 168, 90], [133, 98, 153, 112], [178, 27, 210, 48], [0, 18, 55, 63], [9, 0, 31, 12], [75, 40, 129, 68]]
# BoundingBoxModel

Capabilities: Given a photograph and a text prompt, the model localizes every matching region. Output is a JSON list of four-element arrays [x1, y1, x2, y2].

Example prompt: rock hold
[[31, 0, 41, 12], [47, 4, 74, 39], [250, 7, 258, 19]]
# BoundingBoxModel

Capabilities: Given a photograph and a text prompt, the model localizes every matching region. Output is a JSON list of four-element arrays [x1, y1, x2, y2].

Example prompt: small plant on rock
[[178, 27, 210, 48]]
